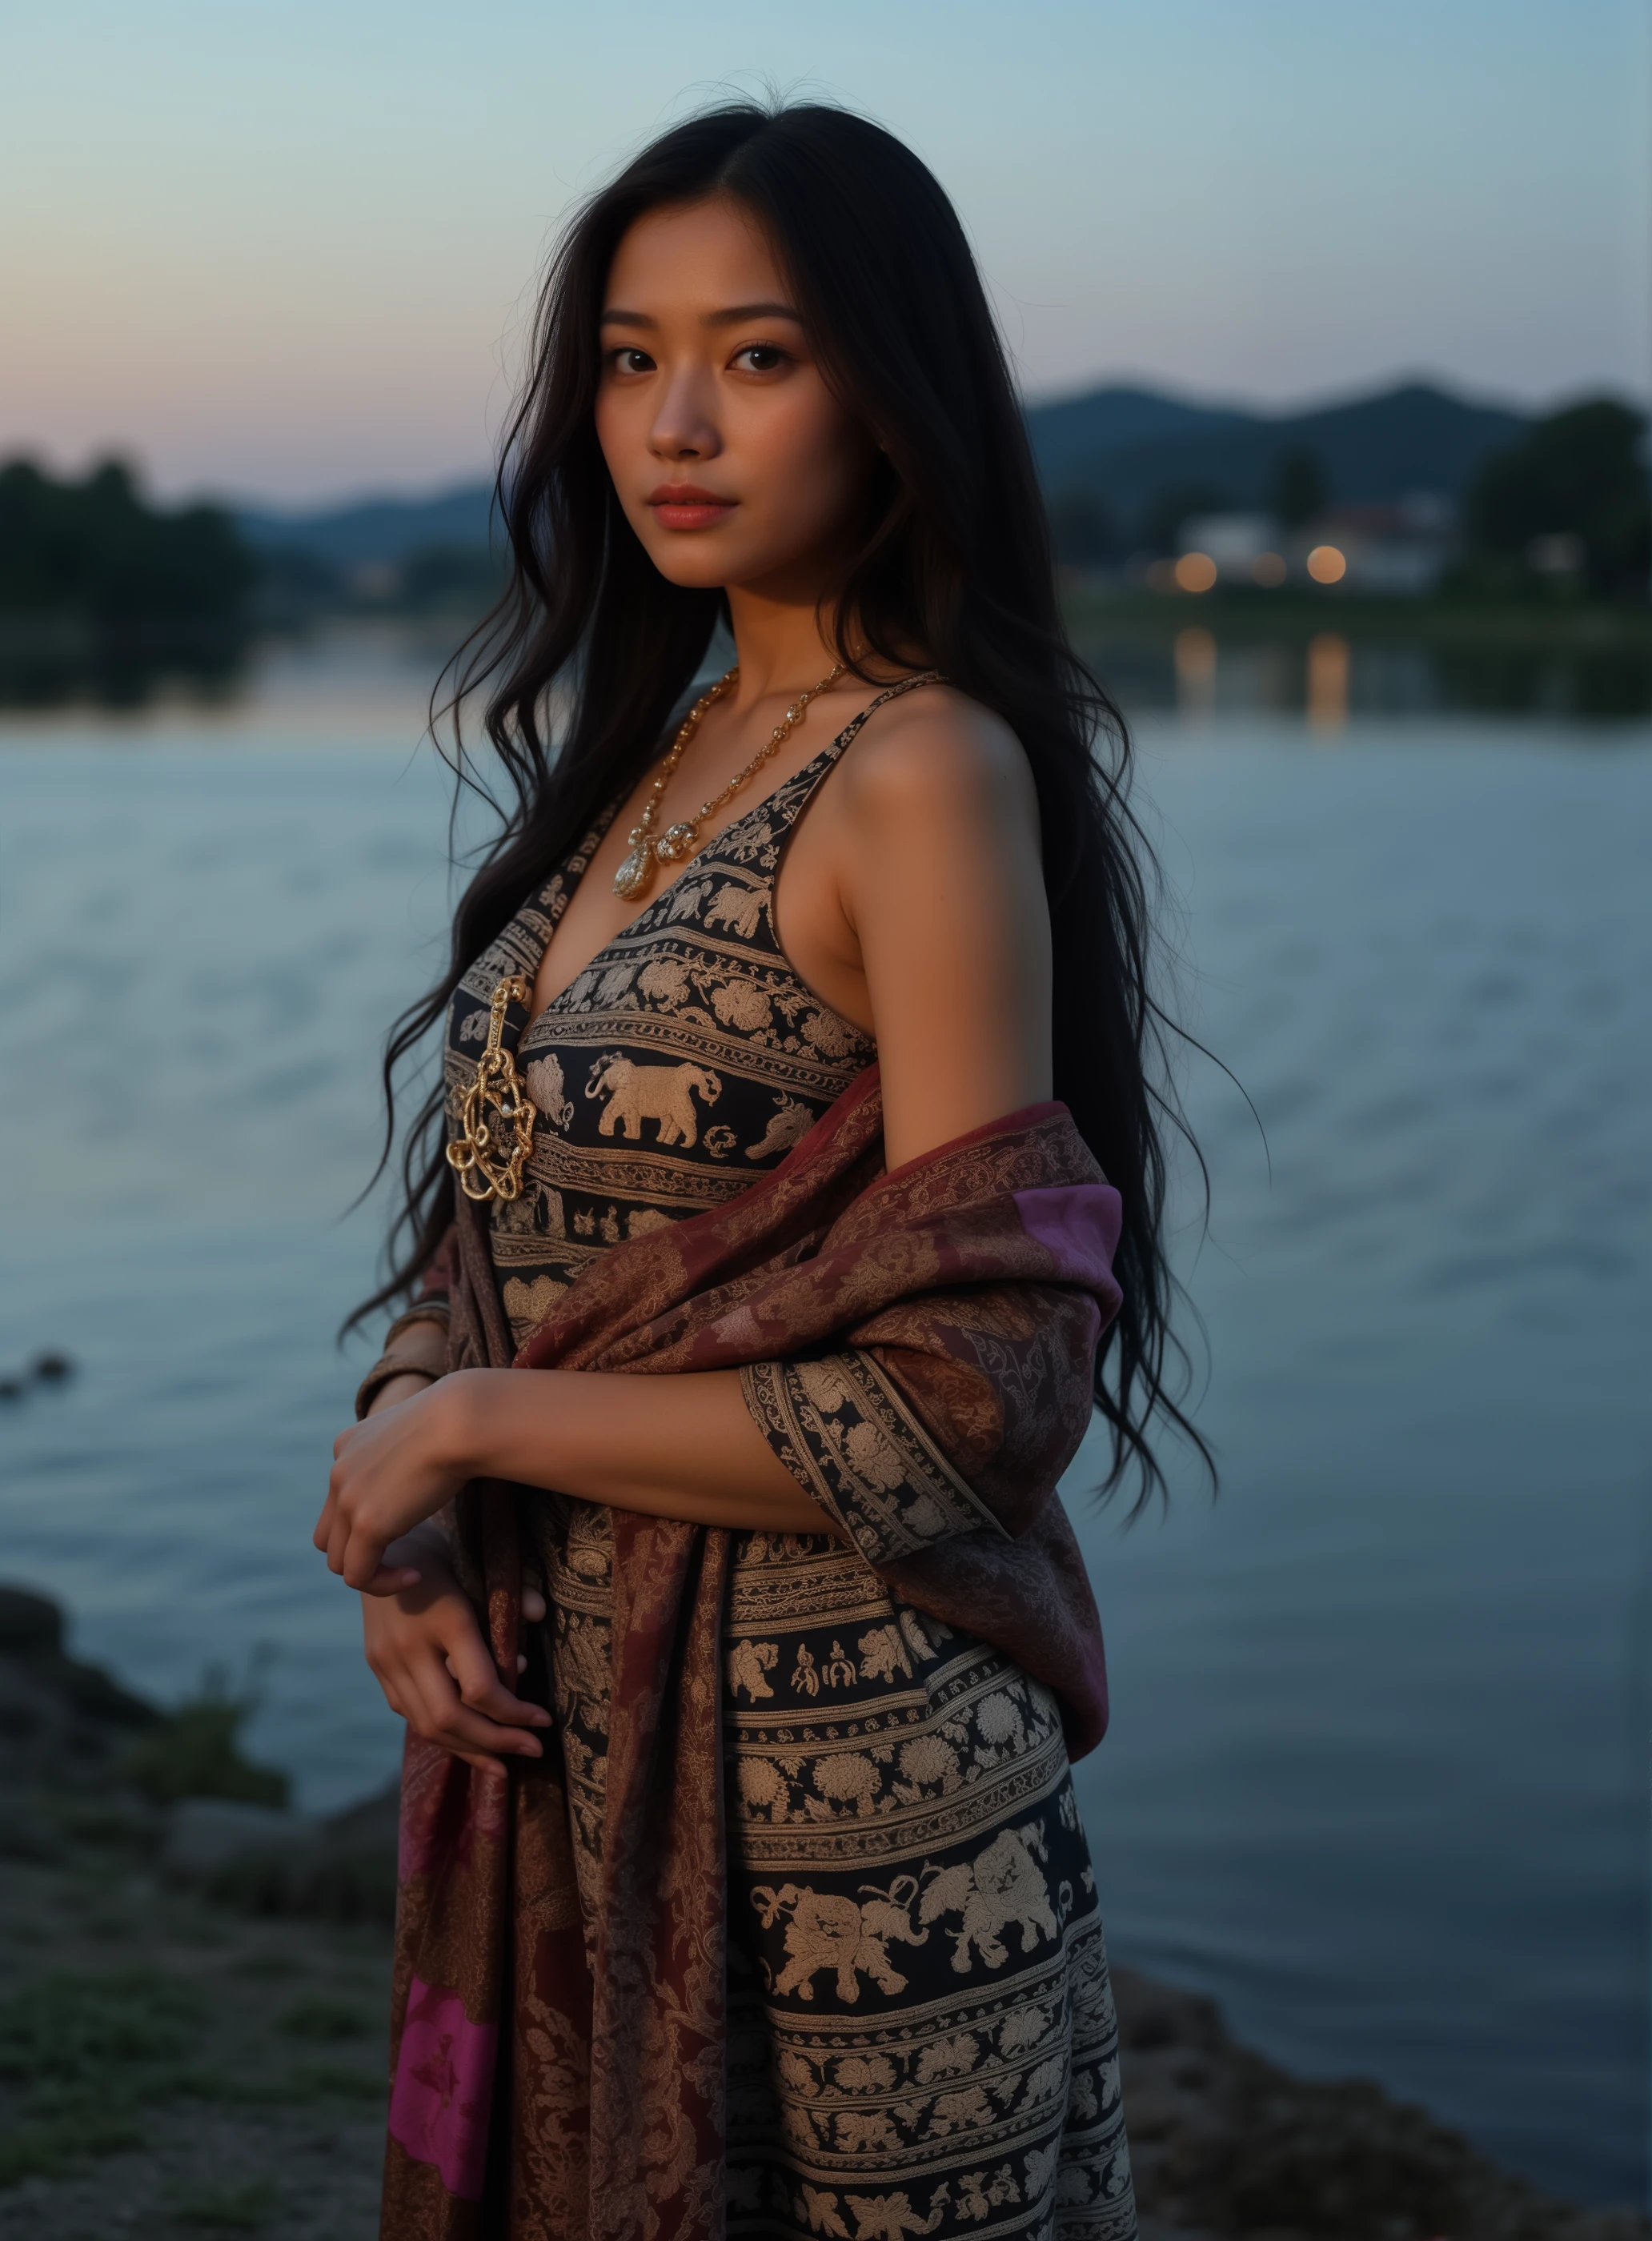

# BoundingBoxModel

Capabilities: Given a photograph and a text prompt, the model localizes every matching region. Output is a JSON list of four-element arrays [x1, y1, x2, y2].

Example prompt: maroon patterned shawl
[[382, 1066, 1121, 2239]]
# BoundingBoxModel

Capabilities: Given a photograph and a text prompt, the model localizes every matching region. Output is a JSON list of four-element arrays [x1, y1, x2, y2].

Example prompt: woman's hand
[[315, 1373, 477, 1590], [360, 1525, 551, 1773]]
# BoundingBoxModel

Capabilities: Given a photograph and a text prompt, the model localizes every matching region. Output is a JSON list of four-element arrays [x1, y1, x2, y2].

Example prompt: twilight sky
[[3, 0, 1647, 505]]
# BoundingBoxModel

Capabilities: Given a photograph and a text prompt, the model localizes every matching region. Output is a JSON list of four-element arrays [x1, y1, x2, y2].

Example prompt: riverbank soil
[[0, 1846, 388, 2240], [2, 1590, 1647, 2239], [6, 1850, 1647, 2241], [1111, 1969, 1648, 2241]]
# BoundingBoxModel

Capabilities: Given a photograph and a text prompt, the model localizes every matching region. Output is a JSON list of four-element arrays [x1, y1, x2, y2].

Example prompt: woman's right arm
[[355, 1317, 551, 1773]]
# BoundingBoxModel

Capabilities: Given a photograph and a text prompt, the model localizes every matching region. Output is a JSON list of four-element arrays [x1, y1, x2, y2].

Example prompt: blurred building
[[1177, 513, 1280, 583], [1171, 493, 1457, 594], [1314, 495, 1456, 592]]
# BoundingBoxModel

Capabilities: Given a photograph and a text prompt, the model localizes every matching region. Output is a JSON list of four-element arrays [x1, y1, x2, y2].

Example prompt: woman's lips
[[648, 486, 736, 531]]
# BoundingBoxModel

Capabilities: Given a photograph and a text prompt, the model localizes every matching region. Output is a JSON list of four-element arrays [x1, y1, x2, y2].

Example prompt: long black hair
[[354, 99, 1210, 1505]]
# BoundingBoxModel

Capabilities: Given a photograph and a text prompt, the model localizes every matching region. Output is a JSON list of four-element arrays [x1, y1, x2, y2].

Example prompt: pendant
[[653, 820, 700, 867], [446, 975, 538, 1202], [613, 827, 656, 901]]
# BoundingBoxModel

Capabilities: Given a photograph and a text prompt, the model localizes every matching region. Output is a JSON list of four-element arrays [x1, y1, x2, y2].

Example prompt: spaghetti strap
[[778, 667, 946, 825]]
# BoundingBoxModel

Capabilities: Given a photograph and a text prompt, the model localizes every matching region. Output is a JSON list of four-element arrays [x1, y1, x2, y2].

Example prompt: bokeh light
[[1307, 544, 1348, 584], [1174, 551, 1218, 593]]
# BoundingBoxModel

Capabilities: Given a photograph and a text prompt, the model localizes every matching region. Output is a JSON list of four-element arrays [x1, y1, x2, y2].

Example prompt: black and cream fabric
[[443, 684, 1137, 2239]]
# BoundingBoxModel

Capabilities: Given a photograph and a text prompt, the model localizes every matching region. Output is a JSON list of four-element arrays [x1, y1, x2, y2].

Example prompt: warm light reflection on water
[[1173, 624, 1217, 718], [1306, 629, 1350, 734]]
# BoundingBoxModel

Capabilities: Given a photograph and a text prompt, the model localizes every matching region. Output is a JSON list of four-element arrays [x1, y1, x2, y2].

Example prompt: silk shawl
[[381, 1065, 1122, 2239]]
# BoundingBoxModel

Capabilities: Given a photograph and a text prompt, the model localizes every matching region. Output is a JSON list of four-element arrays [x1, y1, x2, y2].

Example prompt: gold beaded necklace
[[445, 658, 845, 1201], [611, 658, 844, 902]]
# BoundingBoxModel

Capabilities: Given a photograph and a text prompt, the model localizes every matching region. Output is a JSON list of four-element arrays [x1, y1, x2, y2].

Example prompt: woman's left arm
[[318, 1364, 836, 1590], [316, 692, 1051, 1592]]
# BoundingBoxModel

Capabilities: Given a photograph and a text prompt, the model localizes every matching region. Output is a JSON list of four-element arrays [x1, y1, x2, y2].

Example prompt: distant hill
[[235, 380, 1533, 573], [1023, 384, 1257, 487], [1023, 379, 1529, 531], [239, 483, 495, 568]]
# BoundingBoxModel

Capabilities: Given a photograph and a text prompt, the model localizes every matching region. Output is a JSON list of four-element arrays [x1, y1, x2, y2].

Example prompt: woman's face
[[594, 197, 877, 599]]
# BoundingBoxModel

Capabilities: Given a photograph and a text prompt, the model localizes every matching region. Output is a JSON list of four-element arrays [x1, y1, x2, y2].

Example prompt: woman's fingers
[[359, 1563, 423, 1598], [355, 1545, 547, 1770], [324, 1472, 441, 1588], [405, 1657, 543, 1762], [338, 1514, 391, 1590], [321, 1466, 353, 1571], [444, 1628, 550, 1730]]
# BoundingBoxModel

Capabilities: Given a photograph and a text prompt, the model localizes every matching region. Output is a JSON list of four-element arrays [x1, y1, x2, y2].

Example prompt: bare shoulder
[[836, 681, 1039, 836]]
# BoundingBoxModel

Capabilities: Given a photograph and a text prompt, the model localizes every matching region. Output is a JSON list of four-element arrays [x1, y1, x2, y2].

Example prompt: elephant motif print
[[919, 1823, 1058, 1973], [662, 876, 713, 923], [584, 1055, 722, 1145], [704, 880, 766, 938], [746, 1090, 817, 1161], [752, 1878, 928, 2002]]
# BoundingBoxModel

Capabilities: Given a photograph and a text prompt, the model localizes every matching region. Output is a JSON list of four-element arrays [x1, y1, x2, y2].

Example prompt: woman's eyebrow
[[598, 302, 803, 329], [704, 301, 802, 327]]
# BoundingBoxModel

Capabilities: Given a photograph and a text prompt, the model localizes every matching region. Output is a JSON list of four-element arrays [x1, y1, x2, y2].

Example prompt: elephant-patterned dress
[[443, 683, 1137, 2241]]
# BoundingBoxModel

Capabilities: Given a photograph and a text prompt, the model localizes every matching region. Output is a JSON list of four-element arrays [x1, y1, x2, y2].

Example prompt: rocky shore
[[2, 1584, 1645, 2241]]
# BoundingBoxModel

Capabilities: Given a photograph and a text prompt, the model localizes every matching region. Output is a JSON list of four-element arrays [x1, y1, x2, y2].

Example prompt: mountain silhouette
[[239, 484, 495, 568], [1025, 379, 1528, 523], [237, 379, 1533, 571]]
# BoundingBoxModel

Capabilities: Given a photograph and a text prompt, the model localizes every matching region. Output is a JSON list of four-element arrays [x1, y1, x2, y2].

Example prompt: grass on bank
[[0, 1959, 384, 2189], [121, 1661, 290, 1812]]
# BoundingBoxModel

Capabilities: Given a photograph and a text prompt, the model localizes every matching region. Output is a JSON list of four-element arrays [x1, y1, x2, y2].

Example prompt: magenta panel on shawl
[[1012, 1184, 1124, 1314], [387, 1977, 499, 2200]]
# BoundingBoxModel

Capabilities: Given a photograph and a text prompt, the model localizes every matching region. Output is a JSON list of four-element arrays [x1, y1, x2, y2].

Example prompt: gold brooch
[[446, 975, 537, 1202]]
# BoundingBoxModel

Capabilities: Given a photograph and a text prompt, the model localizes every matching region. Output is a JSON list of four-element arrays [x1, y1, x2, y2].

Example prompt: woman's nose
[[649, 371, 722, 463]]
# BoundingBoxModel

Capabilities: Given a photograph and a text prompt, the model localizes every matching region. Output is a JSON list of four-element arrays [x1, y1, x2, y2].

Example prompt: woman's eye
[[734, 344, 788, 374], [609, 348, 654, 375]]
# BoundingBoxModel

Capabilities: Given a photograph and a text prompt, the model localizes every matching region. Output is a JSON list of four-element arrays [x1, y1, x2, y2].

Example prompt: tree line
[[0, 458, 254, 627], [1048, 397, 1650, 601], [5, 402, 1647, 631]]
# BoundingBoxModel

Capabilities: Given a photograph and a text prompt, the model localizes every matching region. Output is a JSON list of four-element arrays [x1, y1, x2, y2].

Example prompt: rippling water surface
[[2, 635, 1647, 2207]]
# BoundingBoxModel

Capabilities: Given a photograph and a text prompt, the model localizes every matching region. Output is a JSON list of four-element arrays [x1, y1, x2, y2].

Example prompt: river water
[[1, 630, 1647, 2207]]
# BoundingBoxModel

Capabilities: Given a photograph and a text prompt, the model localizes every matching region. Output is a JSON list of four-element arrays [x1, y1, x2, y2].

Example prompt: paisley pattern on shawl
[[381, 687, 1137, 2241]]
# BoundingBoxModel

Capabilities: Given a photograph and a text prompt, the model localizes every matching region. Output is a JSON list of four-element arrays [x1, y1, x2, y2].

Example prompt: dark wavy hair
[[353, 99, 1210, 1505]]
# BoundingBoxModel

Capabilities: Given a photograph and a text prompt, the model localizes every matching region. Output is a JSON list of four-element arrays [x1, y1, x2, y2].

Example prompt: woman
[[318, 102, 1197, 2241]]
